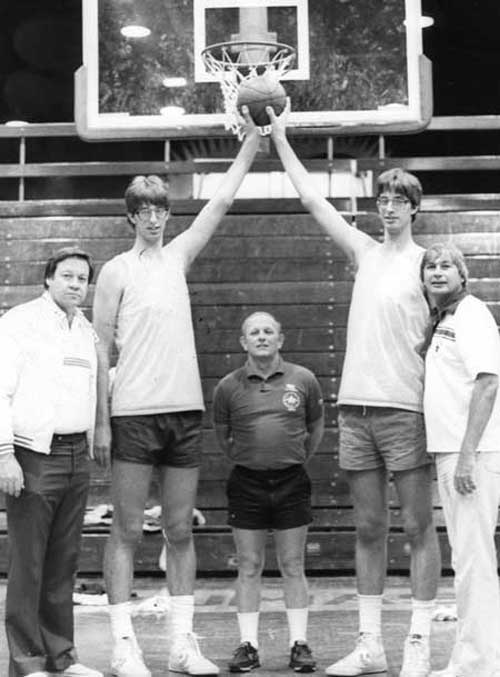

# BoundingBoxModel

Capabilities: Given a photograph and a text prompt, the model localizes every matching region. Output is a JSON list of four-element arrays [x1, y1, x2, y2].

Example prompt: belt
[[52, 432, 87, 444]]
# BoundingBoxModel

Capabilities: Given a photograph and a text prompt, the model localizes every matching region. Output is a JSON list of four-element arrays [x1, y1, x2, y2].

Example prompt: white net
[[201, 41, 296, 140]]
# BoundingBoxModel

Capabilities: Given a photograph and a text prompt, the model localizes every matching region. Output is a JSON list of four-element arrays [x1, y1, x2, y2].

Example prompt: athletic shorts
[[110, 411, 202, 468], [338, 405, 431, 472], [227, 464, 313, 530]]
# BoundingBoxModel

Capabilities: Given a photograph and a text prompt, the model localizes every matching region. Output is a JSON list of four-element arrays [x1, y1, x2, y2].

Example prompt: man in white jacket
[[0, 247, 102, 677]]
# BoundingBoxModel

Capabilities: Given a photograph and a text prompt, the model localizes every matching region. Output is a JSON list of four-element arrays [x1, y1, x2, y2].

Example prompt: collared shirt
[[424, 294, 500, 452], [39, 294, 96, 434], [213, 358, 324, 470], [0, 292, 97, 455]]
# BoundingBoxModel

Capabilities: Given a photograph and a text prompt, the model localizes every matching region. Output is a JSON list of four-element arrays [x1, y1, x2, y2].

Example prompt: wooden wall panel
[[0, 198, 499, 575]]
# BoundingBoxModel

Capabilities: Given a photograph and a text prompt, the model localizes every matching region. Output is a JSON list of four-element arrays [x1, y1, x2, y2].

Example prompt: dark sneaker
[[289, 641, 317, 673], [228, 642, 260, 672]]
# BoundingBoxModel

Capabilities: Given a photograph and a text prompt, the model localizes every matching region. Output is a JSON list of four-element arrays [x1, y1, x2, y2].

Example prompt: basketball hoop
[[201, 40, 296, 139]]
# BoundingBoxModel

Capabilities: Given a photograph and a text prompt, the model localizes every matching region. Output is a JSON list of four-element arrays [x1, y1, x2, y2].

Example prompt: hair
[[124, 175, 171, 218], [420, 242, 469, 289], [376, 168, 423, 220], [44, 247, 94, 289], [241, 311, 282, 336]]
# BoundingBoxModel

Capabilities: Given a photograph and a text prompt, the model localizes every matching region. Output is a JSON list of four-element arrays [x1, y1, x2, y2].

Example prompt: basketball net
[[201, 40, 296, 140]]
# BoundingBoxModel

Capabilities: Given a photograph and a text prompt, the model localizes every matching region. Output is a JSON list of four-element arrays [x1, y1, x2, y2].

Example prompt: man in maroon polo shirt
[[213, 312, 324, 674]]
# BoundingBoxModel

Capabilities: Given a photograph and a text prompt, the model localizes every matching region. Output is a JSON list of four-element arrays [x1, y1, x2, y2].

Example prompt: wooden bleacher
[[1, 119, 500, 574], [1, 180, 499, 575]]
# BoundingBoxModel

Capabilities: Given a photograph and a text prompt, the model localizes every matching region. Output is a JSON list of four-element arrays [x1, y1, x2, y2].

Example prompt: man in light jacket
[[0, 247, 101, 677]]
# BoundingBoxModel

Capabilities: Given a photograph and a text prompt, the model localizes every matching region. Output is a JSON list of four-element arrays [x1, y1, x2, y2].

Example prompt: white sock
[[170, 595, 194, 644], [286, 608, 308, 647], [237, 611, 259, 649], [358, 594, 383, 637], [409, 598, 435, 637], [108, 601, 135, 643]]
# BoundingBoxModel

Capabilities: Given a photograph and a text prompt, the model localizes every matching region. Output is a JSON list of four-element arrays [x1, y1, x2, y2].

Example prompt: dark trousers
[[5, 434, 90, 677]]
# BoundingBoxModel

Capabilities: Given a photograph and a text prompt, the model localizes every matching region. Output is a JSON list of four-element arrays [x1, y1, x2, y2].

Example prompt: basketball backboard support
[[75, 0, 432, 140]]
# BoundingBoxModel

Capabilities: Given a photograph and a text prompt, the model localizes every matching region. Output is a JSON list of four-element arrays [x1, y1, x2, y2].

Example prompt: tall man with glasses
[[266, 104, 440, 677], [92, 118, 260, 677]]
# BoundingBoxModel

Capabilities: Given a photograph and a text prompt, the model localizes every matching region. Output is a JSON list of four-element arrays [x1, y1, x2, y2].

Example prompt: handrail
[[2, 156, 500, 179], [0, 115, 499, 138], [1, 116, 500, 202]]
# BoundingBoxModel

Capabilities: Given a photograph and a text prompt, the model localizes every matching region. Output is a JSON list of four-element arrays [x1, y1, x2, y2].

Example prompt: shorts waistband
[[234, 464, 302, 478], [52, 432, 87, 444]]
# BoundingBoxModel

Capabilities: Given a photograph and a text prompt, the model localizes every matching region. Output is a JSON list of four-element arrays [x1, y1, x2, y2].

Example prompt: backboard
[[75, 0, 432, 140]]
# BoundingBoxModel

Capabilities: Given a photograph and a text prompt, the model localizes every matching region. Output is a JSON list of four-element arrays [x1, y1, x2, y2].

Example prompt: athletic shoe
[[399, 634, 430, 677], [289, 641, 317, 672], [169, 632, 220, 675], [430, 669, 461, 677], [26, 673, 49, 677], [228, 642, 261, 672], [60, 664, 104, 677], [110, 636, 151, 677], [325, 633, 387, 676]]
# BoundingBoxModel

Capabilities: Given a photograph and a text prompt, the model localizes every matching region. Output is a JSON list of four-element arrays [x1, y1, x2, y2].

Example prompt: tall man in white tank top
[[92, 114, 260, 677], [268, 103, 440, 677]]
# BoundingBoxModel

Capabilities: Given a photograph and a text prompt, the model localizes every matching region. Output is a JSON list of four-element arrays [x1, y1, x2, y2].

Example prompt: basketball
[[236, 72, 287, 127]]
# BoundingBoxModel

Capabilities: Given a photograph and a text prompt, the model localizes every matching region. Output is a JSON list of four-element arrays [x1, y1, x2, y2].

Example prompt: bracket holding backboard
[[75, 0, 433, 141]]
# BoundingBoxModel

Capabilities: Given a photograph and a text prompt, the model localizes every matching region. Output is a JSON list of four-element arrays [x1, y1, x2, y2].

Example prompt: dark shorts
[[338, 405, 431, 472], [111, 411, 202, 468], [227, 464, 313, 530]]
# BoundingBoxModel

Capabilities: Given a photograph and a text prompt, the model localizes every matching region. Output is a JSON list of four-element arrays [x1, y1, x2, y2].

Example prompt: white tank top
[[338, 244, 428, 412], [111, 246, 204, 416]]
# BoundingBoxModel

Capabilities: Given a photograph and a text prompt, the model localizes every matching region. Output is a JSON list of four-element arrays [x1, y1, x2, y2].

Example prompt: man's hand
[[238, 105, 260, 142], [267, 97, 291, 142], [0, 454, 24, 497], [93, 421, 112, 468], [454, 452, 477, 495]]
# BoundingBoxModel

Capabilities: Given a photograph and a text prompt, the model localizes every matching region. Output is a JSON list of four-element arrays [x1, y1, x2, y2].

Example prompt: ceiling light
[[121, 24, 151, 38], [160, 106, 186, 118], [162, 77, 188, 88], [403, 16, 434, 28]]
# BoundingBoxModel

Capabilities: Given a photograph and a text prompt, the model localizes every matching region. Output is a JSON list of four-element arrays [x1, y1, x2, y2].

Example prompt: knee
[[238, 552, 265, 580], [111, 512, 144, 547], [401, 509, 432, 543], [164, 518, 193, 548], [278, 554, 305, 580], [356, 515, 388, 545]]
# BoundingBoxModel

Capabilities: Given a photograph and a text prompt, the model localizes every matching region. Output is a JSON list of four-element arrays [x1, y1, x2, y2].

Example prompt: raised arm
[[175, 111, 261, 270], [91, 260, 124, 468], [268, 101, 373, 264]]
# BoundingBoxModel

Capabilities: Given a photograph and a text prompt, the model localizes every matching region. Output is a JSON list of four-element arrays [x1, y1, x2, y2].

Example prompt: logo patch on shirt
[[282, 385, 301, 411]]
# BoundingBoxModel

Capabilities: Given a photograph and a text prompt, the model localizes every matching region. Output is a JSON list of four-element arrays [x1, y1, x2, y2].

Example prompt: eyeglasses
[[376, 196, 410, 208], [135, 206, 168, 220]]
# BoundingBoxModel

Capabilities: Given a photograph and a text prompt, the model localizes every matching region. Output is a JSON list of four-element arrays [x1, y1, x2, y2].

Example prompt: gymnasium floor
[[0, 576, 457, 676]]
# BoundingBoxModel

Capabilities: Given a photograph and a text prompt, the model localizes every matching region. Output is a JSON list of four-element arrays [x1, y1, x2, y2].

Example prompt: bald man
[[213, 312, 324, 674]]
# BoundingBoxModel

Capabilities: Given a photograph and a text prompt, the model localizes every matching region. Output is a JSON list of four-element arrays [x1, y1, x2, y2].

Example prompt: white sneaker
[[26, 673, 50, 677], [325, 633, 387, 676], [168, 632, 220, 675], [60, 664, 104, 677], [429, 669, 458, 677], [399, 635, 430, 677], [110, 636, 151, 677]]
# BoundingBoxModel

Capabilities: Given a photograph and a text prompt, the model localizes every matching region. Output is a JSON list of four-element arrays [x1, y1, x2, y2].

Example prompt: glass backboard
[[75, 0, 432, 140]]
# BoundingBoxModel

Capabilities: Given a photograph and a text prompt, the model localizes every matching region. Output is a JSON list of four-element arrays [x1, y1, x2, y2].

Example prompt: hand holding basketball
[[266, 96, 291, 140], [237, 72, 287, 127]]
